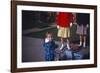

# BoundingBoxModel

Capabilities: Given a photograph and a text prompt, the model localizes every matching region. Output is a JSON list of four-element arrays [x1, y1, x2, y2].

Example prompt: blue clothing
[[73, 51, 84, 60], [65, 50, 73, 60], [43, 40, 58, 61], [64, 47, 84, 60]]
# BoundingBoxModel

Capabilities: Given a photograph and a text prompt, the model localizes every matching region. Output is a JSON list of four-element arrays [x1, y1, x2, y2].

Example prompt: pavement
[[22, 24, 89, 62], [22, 36, 89, 62]]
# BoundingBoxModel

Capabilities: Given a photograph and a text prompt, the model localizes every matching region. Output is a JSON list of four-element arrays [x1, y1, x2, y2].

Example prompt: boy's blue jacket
[[43, 40, 58, 61]]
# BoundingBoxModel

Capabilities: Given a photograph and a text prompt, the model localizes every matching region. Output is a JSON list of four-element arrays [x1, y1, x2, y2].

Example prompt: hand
[[45, 38, 50, 43], [57, 25, 60, 29], [70, 23, 73, 27], [45, 38, 53, 43]]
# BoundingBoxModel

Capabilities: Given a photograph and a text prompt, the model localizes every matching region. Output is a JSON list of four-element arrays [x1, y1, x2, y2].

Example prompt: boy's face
[[47, 34, 53, 41]]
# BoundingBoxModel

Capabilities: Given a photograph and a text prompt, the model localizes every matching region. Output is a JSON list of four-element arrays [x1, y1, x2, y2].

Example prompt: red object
[[56, 12, 73, 27]]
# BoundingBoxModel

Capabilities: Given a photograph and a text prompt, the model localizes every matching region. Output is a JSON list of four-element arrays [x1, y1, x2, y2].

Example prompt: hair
[[46, 31, 53, 37]]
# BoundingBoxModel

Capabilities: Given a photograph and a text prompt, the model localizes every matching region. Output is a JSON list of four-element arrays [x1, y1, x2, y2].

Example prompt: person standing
[[56, 12, 74, 50], [43, 32, 58, 61], [76, 13, 89, 47]]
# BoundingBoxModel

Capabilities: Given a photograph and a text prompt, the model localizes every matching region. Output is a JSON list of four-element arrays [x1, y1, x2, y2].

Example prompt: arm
[[56, 12, 60, 29], [43, 38, 50, 49], [72, 13, 78, 25], [51, 41, 58, 49], [70, 13, 75, 27]]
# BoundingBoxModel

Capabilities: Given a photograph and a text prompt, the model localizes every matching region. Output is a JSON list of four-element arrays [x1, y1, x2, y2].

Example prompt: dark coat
[[43, 40, 58, 61], [76, 13, 90, 26]]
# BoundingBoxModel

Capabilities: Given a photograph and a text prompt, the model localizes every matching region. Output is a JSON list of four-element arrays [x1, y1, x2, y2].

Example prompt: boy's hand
[[45, 38, 53, 43], [45, 38, 50, 43]]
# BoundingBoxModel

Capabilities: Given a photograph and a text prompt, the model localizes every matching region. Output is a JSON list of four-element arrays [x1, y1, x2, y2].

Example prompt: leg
[[83, 35, 86, 47], [66, 28, 71, 50], [60, 37, 65, 50], [79, 35, 83, 46], [61, 38, 64, 44], [66, 38, 71, 50]]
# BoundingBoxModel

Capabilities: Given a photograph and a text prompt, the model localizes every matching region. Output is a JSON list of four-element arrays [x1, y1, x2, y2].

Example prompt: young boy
[[56, 12, 74, 50], [43, 32, 58, 61]]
